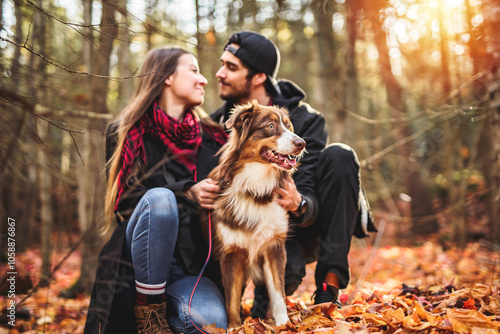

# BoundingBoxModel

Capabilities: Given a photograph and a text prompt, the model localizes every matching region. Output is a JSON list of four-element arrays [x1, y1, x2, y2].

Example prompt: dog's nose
[[293, 138, 306, 150]]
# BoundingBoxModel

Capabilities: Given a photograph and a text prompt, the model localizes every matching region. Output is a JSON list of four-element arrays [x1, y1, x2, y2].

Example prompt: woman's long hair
[[103, 47, 217, 232]]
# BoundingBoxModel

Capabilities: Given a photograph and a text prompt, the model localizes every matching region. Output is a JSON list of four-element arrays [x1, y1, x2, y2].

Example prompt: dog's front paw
[[274, 313, 289, 327], [227, 325, 242, 334], [227, 320, 242, 332]]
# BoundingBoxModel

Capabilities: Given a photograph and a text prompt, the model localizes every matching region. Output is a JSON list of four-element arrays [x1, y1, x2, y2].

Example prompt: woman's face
[[167, 53, 207, 109]]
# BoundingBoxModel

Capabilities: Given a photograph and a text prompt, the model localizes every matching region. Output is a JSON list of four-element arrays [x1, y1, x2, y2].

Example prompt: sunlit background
[[0, 0, 499, 297]]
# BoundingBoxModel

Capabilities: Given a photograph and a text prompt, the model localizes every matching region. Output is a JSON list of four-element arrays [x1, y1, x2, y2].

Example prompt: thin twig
[[331, 68, 492, 125], [360, 108, 463, 166], [26, 0, 136, 48], [70, 132, 85, 166], [0, 36, 150, 80], [347, 220, 386, 303], [0, 225, 97, 324]]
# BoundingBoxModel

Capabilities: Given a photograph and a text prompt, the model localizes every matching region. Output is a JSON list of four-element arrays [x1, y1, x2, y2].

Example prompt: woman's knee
[[128, 188, 179, 240], [142, 187, 177, 211]]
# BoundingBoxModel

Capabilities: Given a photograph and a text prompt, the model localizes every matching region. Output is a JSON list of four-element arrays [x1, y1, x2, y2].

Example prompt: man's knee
[[321, 144, 359, 166], [319, 144, 360, 179]]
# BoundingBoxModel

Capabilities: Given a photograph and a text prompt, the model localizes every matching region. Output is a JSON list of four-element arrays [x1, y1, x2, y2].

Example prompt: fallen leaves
[[0, 249, 88, 333], [212, 241, 500, 334], [447, 308, 500, 334], [212, 282, 500, 334], [1, 242, 499, 333]]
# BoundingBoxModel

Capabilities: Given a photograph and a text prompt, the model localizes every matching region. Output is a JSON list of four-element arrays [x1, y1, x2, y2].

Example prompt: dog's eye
[[268, 124, 274, 129]]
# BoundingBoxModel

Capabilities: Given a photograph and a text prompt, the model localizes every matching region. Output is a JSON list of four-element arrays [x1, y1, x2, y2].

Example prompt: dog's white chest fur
[[216, 162, 289, 262]]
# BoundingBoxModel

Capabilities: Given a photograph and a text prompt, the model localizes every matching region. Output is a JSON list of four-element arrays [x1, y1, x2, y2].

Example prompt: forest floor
[[0, 235, 499, 333]]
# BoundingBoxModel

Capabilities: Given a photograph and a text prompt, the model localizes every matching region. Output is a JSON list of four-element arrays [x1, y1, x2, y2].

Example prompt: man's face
[[216, 45, 252, 102]]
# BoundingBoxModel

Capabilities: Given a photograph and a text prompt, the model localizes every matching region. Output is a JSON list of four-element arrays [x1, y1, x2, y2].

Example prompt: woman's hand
[[184, 178, 221, 209], [274, 174, 302, 212]]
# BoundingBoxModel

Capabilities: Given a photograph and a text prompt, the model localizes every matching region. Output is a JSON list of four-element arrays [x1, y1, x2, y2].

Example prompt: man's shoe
[[134, 302, 173, 334], [313, 282, 342, 307]]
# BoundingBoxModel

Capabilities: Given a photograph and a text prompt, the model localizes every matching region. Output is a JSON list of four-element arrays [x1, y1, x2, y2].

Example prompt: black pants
[[253, 144, 361, 314]]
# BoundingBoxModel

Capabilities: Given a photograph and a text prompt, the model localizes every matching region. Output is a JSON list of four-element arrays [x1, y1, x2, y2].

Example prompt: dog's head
[[224, 100, 306, 171]]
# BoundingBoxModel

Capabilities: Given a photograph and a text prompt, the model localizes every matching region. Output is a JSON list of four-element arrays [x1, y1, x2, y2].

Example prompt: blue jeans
[[126, 187, 179, 284], [166, 274, 227, 334], [125, 188, 227, 333]]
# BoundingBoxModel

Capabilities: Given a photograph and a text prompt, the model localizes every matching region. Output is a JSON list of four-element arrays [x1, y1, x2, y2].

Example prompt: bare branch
[[0, 88, 86, 133], [0, 36, 147, 80], [26, 0, 136, 49], [0, 110, 27, 175], [35, 105, 114, 120], [360, 106, 494, 166], [0, 87, 108, 165], [332, 68, 493, 125]]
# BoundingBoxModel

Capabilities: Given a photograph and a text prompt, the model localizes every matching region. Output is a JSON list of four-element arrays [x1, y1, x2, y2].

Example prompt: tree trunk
[[71, 0, 94, 294], [195, 0, 219, 112], [117, 0, 132, 110], [0, 0, 4, 74], [145, 0, 158, 50], [30, 0, 52, 287], [366, 0, 439, 235], [445, 126, 467, 247], [82, 0, 93, 74], [480, 0, 500, 243], [0, 92, 29, 251], [67, 0, 118, 296], [312, 0, 346, 142], [11, 0, 23, 91], [24, 115, 40, 250], [37, 124, 54, 287], [344, 0, 360, 142], [437, 0, 467, 245], [437, 0, 451, 94], [195, 0, 204, 74], [249, 0, 258, 31]]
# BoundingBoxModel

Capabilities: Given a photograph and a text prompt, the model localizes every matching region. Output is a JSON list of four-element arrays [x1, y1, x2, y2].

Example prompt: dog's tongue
[[283, 156, 296, 167], [277, 154, 296, 169], [262, 149, 297, 170]]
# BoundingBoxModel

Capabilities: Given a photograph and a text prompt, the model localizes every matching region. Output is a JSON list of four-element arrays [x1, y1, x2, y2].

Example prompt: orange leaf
[[463, 298, 476, 310], [203, 323, 227, 334], [414, 301, 441, 325], [447, 308, 500, 334]]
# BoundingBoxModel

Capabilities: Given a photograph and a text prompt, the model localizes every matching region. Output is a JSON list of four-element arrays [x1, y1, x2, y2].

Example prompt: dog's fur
[[207, 100, 306, 329]]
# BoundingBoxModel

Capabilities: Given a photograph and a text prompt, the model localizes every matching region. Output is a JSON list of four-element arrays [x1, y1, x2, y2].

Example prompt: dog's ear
[[225, 100, 260, 130], [226, 100, 260, 146]]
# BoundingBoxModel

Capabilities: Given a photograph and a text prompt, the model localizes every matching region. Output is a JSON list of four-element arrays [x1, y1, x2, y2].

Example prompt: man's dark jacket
[[212, 80, 376, 241], [83, 111, 223, 334], [211, 80, 328, 228]]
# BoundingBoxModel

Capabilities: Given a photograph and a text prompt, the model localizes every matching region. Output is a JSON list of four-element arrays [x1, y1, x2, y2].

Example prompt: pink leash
[[188, 210, 213, 334]]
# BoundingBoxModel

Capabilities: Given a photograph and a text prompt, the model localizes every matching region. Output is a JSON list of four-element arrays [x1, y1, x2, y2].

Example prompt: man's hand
[[184, 178, 221, 209], [274, 174, 302, 212]]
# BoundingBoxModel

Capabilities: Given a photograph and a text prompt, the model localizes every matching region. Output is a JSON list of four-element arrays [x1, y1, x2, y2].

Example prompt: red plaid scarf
[[114, 102, 227, 211]]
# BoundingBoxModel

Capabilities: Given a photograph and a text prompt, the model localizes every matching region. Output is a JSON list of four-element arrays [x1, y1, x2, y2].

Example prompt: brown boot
[[134, 302, 173, 334]]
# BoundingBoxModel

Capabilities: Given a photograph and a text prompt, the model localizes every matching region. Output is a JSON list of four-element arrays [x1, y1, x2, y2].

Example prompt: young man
[[211, 31, 376, 316]]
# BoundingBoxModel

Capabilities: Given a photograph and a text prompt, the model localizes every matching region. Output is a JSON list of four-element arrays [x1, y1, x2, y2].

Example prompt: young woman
[[84, 47, 228, 334]]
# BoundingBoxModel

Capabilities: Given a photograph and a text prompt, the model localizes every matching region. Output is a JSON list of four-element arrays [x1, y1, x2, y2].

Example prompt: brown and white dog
[[207, 100, 306, 329]]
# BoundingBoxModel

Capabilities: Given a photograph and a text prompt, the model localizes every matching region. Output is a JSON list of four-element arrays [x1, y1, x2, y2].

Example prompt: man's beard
[[219, 79, 252, 101]]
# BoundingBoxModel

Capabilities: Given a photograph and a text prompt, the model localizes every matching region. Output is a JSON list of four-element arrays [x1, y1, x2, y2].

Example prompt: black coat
[[84, 119, 223, 334]]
